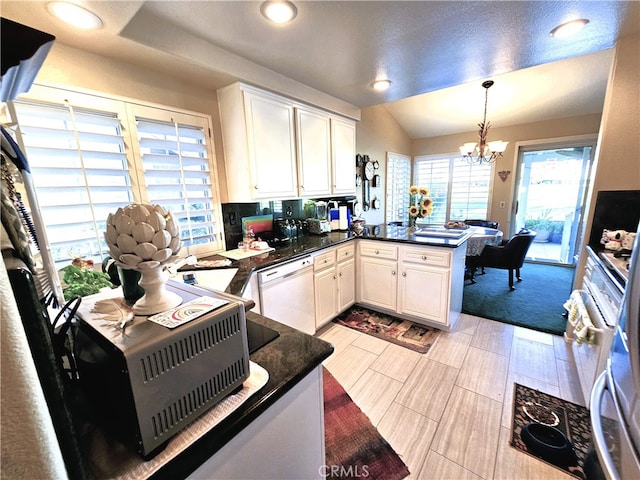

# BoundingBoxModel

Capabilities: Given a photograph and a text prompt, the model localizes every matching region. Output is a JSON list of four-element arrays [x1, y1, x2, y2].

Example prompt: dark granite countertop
[[199, 225, 471, 297], [82, 304, 334, 479], [147, 311, 334, 479]]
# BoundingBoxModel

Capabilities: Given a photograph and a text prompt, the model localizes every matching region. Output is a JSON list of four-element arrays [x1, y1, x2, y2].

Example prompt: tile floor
[[317, 313, 585, 480]]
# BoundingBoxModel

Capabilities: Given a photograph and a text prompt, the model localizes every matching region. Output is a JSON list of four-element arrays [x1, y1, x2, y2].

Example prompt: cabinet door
[[337, 258, 355, 313], [331, 118, 356, 195], [398, 263, 449, 326], [359, 257, 397, 311], [244, 91, 297, 199], [314, 266, 337, 329], [296, 107, 332, 196]]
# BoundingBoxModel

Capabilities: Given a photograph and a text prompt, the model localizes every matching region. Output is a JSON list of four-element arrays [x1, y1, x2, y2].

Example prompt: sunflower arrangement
[[408, 185, 434, 225]]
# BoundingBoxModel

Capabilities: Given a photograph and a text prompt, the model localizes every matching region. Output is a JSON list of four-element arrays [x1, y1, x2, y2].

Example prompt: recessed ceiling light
[[47, 1, 103, 30], [550, 19, 589, 38], [260, 1, 298, 24], [372, 79, 392, 91]]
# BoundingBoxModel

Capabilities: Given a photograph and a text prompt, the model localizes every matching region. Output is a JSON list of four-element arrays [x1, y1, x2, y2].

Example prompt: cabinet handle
[[254, 185, 259, 190], [392, 271, 396, 276], [339, 272, 343, 277], [324, 259, 328, 263], [422, 255, 427, 260], [402, 272, 406, 277], [333, 275, 337, 279], [375, 250, 380, 254]]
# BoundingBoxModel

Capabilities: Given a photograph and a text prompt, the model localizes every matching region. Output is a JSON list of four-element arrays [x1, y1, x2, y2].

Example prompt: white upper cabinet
[[218, 82, 356, 202], [218, 84, 297, 202], [331, 117, 356, 195], [296, 106, 332, 196]]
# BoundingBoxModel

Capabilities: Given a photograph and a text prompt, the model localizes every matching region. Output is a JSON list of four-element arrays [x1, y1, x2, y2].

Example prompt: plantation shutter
[[414, 157, 450, 224], [415, 154, 491, 222], [451, 161, 492, 220], [13, 99, 133, 265], [129, 105, 223, 256], [385, 152, 411, 224]]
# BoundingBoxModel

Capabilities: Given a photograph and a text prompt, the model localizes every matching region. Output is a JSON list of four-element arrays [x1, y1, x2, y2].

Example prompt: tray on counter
[[218, 247, 275, 260]]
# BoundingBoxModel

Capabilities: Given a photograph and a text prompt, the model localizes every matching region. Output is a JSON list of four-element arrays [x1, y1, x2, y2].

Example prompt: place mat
[[218, 247, 274, 260], [510, 383, 592, 479], [334, 305, 439, 354]]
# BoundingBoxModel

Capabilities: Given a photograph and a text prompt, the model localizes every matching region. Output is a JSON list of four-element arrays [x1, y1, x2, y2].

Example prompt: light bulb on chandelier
[[459, 80, 508, 165]]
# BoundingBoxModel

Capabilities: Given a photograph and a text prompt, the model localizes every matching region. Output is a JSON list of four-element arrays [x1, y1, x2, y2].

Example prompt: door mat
[[324, 367, 410, 480], [511, 383, 592, 479], [334, 305, 439, 354]]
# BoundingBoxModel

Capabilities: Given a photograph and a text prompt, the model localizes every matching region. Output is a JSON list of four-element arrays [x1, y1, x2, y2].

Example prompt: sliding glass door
[[512, 140, 595, 265]]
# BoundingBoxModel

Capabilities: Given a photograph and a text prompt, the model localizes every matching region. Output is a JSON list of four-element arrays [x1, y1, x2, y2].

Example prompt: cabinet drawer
[[313, 249, 336, 271], [359, 241, 398, 260], [336, 243, 355, 262], [401, 246, 451, 267]]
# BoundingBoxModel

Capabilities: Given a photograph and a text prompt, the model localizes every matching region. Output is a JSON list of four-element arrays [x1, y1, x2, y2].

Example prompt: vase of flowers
[[408, 185, 434, 230]]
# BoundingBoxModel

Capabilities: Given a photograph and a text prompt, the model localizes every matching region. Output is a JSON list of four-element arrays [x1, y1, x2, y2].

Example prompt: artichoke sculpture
[[105, 203, 183, 315]]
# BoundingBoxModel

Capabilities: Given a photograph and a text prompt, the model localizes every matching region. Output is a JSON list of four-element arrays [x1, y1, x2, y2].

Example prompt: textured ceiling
[[2, 1, 638, 138]]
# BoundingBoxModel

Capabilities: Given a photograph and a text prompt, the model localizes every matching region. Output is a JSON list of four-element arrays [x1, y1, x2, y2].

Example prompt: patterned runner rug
[[511, 383, 593, 479], [333, 305, 440, 354], [324, 368, 409, 480]]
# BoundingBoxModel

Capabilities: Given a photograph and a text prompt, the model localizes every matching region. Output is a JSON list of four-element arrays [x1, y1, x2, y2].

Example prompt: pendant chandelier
[[459, 80, 508, 165]]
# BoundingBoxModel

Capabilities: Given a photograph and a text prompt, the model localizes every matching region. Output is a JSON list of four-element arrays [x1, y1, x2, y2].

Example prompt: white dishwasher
[[258, 256, 316, 335]]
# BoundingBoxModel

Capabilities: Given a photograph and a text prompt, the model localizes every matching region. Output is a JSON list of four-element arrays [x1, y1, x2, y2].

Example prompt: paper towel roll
[[339, 206, 348, 230]]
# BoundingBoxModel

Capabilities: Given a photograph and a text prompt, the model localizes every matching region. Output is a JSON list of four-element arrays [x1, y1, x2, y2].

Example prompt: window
[[385, 152, 411, 224], [11, 85, 224, 267], [414, 154, 492, 223], [129, 105, 221, 257]]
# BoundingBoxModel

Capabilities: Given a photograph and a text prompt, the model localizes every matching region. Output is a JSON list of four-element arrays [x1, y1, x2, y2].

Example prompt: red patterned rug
[[334, 305, 439, 353], [324, 368, 410, 480]]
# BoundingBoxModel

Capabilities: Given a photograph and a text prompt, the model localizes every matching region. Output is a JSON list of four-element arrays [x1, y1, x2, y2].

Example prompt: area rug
[[324, 368, 409, 480], [510, 383, 593, 479], [334, 305, 439, 354], [463, 262, 573, 335]]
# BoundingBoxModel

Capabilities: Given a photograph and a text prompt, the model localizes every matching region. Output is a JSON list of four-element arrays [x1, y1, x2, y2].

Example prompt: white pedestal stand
[[132, 265, 182, 316]]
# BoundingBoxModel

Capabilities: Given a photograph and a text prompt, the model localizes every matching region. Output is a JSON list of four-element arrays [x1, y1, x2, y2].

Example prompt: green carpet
[[462, 262, 574, 335]]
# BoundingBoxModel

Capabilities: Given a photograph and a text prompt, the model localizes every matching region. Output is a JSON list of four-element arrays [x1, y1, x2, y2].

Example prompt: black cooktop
[[246, 319, 279, 354]]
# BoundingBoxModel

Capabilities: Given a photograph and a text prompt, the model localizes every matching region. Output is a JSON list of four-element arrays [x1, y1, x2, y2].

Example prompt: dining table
[[465, 226, 504, 282]]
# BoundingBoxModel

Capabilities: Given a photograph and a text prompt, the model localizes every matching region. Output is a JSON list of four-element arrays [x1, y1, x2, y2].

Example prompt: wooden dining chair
[[474, 230, 537, 290]]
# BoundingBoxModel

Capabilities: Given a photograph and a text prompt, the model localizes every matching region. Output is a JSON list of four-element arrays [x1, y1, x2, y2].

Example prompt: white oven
[[565, 248, 624, 406], [582, 252, 624, 327]]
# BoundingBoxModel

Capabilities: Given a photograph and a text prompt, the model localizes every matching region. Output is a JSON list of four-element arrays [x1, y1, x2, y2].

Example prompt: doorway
[[512, 140, 595, 265]]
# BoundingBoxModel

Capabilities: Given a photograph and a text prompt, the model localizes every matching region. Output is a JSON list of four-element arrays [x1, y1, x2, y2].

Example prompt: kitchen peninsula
[[79, 291, 334, 479], [200, 224, 472, 331]]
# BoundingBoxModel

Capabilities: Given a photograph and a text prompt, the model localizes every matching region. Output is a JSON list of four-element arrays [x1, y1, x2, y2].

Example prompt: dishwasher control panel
[[258, 256, 313, 285]]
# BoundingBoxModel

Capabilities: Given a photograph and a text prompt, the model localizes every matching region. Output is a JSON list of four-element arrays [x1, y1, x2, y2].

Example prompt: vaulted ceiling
[[2, 1, 638, 138]]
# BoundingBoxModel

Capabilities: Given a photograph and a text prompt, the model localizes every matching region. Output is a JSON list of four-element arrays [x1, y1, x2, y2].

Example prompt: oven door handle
[[590, 371, 620, 480]]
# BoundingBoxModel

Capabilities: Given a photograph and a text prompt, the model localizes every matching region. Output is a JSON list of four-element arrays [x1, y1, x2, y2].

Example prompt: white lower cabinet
[[357, 241, 399, 311], [398, 262, 449, 324], [313, 244, 355, 330], [357, 240, 464, 330], [337, 257, 355, 313], [188, 366, 325, 479]]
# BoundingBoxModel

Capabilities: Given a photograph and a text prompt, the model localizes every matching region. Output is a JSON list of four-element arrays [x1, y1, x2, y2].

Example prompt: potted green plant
[[525, 210, 553, 242]]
